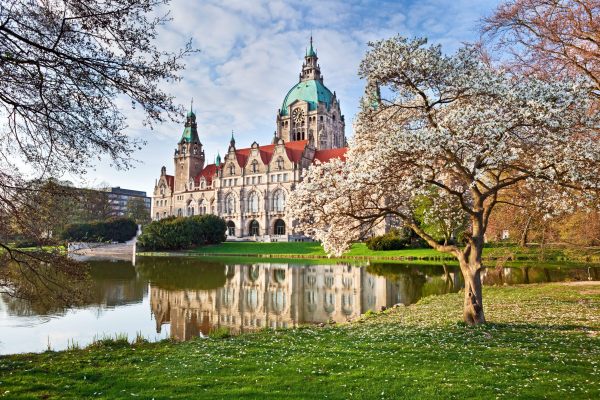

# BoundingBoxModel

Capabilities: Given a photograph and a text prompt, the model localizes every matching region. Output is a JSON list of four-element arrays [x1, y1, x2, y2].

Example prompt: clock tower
[[276, 37, 345, 150]]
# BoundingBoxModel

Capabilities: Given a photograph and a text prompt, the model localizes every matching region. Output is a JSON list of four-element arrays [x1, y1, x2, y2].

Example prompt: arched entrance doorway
[[227, 221, 235, 236], [274, 219, 286, 235], [249, 220, 260, 236]]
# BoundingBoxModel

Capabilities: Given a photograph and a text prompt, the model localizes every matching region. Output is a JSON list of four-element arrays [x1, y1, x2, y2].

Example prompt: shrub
[[365, 229, 411, 251], [136, 215, 227, 251], [61, 218, 137, 243]]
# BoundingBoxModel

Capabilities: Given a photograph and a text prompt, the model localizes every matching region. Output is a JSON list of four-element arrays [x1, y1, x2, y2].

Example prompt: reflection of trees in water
[[1, 256, 91, 316], [1, 259, 146, 316], [366, 264, 436, 305], [135, 257, 226, 290], [481, 265, 600, 286]]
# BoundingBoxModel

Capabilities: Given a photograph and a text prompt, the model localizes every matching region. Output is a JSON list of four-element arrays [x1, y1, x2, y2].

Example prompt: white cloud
[[84, 0, 501, 194]]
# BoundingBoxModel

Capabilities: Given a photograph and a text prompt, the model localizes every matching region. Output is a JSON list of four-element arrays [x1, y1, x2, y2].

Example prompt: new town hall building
[[151, 39, 347, 240]]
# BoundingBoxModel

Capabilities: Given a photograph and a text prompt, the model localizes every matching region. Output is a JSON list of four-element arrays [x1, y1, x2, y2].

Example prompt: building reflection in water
[[150, 263, 459, 341]]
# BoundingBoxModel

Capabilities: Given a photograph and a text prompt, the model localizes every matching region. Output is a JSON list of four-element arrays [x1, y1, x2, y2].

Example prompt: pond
[[0, 256, 598, 355]]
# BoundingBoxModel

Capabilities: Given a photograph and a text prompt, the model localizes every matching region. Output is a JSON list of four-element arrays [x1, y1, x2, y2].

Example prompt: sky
[[77, 0, 501, 195]]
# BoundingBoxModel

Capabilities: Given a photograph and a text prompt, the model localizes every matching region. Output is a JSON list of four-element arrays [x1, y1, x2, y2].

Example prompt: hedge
[[61, 218, 138, 243], [136, 215, 226, 251]]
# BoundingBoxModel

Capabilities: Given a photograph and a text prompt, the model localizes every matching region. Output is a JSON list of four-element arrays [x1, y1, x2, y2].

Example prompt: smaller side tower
[[174, 106, 205, 192]]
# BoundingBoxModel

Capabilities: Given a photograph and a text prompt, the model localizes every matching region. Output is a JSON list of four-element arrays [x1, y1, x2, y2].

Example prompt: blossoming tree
[[288, 37, 600, 325]]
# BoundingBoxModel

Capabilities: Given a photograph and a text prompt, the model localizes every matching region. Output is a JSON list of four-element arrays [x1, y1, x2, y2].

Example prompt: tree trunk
[[460, 264, 485, 325], [519, 215, 532, 247]]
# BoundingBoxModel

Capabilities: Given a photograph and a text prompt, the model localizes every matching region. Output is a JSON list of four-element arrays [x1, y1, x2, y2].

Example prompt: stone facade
[[151, 39, 347, 240]]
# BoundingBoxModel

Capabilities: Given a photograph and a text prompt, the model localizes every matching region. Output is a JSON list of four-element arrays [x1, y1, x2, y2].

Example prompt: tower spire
[[301, 35, 320, 82]]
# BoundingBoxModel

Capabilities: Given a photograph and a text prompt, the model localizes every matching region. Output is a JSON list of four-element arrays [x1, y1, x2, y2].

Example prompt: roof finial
[[306, 33, 316, 57], [190, 98, 194, 113], [230, 130, 235, 146]]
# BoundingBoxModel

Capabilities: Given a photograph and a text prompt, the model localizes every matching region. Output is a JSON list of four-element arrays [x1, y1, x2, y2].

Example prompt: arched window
[[187, 206, 194, 216], [274, 269, 285, 283], [225, 195, 235, 214], [276, 157, 284, 171], [246, 288, 258, 310], [271, 289, 286, 313], [248, 265, 260, 281], [221, 288, 234, 307], [251, 160, 258, 173], [274, 219, 286, 235], [177, 208, 182, 217], [155, 212, 159, 220], [229, 164, 235, 176], [188, 178, 194, 190], [324, 292, 335, 313], [198, 199, 207, 215], [200, 179, 205, 189], [249, 220, 259, 236], [272, 190, 285, 212], [227, 221, 235, 236], [247, 191, 259, 213]]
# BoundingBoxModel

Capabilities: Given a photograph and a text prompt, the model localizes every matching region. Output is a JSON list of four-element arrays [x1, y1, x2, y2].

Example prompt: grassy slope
[[1, 283, 598, 399]]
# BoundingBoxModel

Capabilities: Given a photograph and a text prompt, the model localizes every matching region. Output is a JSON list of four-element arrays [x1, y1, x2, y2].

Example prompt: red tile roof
[[165, 175, 174, 191], [313, 147, 347, 163], [194, 163, 218, 186], [232, 140, 309, 167]]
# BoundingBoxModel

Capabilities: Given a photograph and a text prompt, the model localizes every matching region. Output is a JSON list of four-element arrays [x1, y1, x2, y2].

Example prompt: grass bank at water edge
[[1, 282, 599, 399]]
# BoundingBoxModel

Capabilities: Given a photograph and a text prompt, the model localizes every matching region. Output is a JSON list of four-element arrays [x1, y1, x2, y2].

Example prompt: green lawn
[[1, 282, 598, 399], [184, 241, 600, 263], [190, 241, 450, 258]]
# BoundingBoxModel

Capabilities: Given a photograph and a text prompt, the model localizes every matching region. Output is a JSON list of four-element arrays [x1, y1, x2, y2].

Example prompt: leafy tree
[[289, 37, 599, 325], [126, 197, 151, 225], [75, 189, 115, 223]]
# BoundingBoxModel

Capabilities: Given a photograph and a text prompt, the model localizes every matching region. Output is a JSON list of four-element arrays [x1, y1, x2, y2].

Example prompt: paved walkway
[[67, 227, 140, 261]]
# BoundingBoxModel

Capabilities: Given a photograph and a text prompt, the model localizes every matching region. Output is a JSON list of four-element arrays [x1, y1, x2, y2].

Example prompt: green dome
[[280, 79, 333, 116]]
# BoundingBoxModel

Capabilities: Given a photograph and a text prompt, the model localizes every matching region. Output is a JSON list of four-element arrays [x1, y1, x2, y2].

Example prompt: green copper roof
[[216, 153, 221, 166], [280, 79, 333, 116], [180, 126, 197, 142], [306, 36, 317, 57]]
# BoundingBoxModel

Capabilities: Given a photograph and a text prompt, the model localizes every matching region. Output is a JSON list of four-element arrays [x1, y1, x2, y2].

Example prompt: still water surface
[[1, 257, 598, 354]]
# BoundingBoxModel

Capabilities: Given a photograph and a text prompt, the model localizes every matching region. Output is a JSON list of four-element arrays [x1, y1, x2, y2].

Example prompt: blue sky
[[78, 0, 501, 194]]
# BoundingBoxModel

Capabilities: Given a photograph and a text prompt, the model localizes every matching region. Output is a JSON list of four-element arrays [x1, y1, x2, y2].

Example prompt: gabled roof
[[194, 163, 218, 187], [314, 147, 347, 163], [229, 140, 309, 168]]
